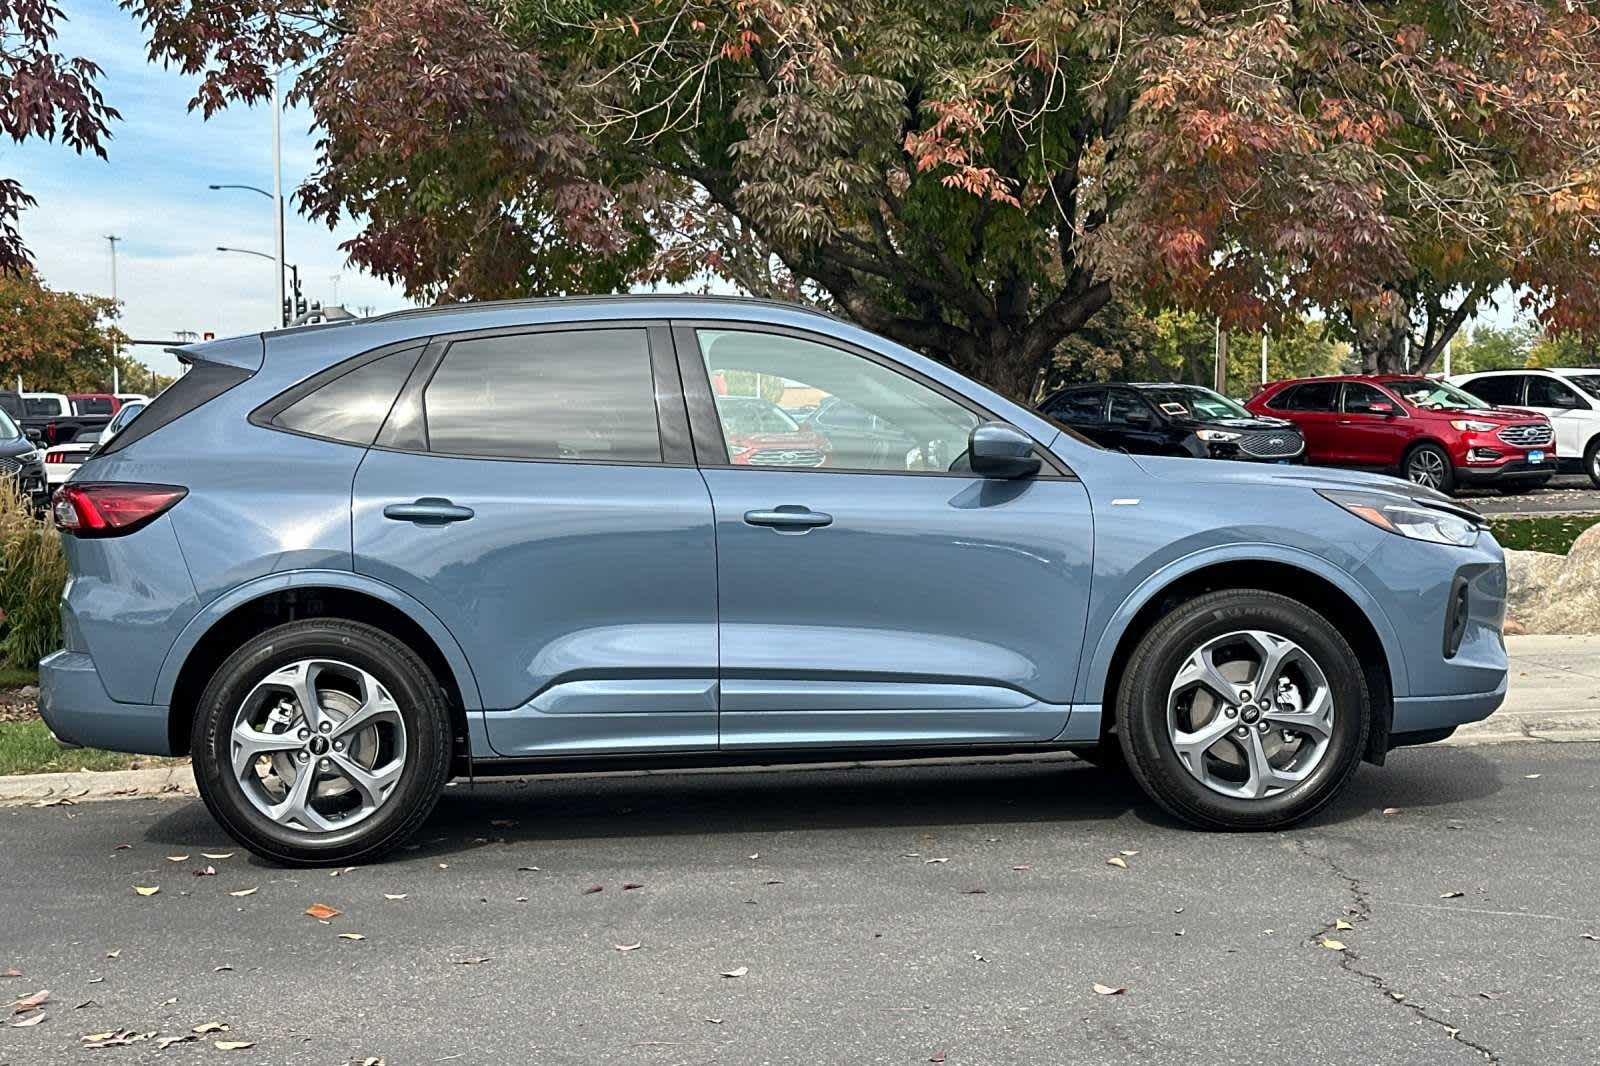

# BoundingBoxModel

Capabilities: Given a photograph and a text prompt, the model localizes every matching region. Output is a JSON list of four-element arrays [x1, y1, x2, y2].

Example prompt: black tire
[[1586, 438, 1600, 489], [190, 619, 452, 866], [1402, 442, 1456, 495], [1115, 589, 1370, 831]]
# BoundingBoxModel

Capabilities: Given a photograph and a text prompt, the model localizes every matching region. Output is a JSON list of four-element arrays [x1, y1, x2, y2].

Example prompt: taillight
[[52, 483, 187, 537], [45, 450, 66, 463]]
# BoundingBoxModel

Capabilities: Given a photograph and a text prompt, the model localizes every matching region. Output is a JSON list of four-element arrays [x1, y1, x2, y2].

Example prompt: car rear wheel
[[1586, 438, 1600, 488], [191, 619, 452, 866], [1403, 443, 1456, 494], [1115, 589, 1370, 830]]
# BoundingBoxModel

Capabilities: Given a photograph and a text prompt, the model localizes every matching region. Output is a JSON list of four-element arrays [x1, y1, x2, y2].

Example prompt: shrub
[[0, 488, 64, 668]]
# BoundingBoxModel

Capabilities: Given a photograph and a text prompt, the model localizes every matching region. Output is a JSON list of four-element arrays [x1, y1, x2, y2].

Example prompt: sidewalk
[[1453, 634, 1600, 744]]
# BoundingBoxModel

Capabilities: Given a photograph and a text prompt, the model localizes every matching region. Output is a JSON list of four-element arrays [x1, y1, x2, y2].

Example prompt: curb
[[0, 764, 194, 807]]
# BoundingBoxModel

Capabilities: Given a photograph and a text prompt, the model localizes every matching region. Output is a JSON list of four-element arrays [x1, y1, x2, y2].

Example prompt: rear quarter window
[[269, 347, 424, 446], [98, 363, 255, 457]]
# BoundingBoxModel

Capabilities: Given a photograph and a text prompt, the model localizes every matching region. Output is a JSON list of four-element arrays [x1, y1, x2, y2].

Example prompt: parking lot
[[3, 741, 1597, 1065], [1462, 473, 1600, 515]]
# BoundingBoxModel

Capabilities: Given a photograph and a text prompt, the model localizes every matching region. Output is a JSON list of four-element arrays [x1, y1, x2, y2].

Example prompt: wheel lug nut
[[1239, 689, 1252, 702], [298, 751, 309, 761], [1235, 725, 1249, 737], [319, 722, 332, 734], [297, 729, 309, 740], [320, 758, 330, 769], [1258, 722, 1270, 733], [333, 741, 344, 752], [1225, 707, 1237, 719]]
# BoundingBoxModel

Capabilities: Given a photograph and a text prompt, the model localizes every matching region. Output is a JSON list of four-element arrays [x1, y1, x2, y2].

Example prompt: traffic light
[[293, 275, 306, 319]]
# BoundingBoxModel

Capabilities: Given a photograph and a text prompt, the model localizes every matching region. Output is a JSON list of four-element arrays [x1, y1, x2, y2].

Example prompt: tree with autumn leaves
[[0, 268, 165, 395], [10, 0, 1600, 396]]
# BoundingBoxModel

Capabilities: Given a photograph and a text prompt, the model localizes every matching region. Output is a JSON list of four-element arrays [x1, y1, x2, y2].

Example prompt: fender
[[1077, 542, 1410, 707], [152, 568, 485, 710]]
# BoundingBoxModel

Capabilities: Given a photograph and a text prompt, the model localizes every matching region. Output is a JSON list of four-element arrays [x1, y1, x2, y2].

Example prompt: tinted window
[[424, 329, 661, 462], [1342, 382, 1393, 414], [697, 329, 979, 472], [0, 406, 17, 439], [73, 396, 114, 416], [276, 348, 422, 445], [1108, 390, 1156, 426], [1459, 375, 1521, 406], [1270, 382, 1338, 411], [98, 363, 255, 457], [1045, 389, 1105, 424], [23, 396, 63, 417], [1526, 375, 1587, 409]]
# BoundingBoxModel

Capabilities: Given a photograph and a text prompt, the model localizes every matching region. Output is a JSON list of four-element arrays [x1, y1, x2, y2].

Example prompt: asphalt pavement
[[3, 742, 1598, 1065], [1463, 472, 1600, 515]]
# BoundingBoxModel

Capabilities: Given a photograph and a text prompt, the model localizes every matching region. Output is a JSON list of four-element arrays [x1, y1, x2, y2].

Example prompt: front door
[[1522, 375, 1592, 459], [677, 324, 1093, 749], [352, 323, 719, 758], [1336, 381, 1411, 468]]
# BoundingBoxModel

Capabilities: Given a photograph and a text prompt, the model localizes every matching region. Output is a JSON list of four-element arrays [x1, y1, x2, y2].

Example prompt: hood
[[0, 433, 38, 459], [1409, 405, 1546, 425], [1127, 451, 1457, 505], [1168, 414, 1300, 433]]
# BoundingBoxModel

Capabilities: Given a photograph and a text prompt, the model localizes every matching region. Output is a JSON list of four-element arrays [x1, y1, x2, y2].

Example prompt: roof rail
[[371, 293, 840, 324]]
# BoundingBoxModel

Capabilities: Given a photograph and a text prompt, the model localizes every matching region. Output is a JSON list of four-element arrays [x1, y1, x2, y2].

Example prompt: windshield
[[1566, 374, 1600, 400], [0, 407, 18, 439], [1136, 386, 1254, 422], [716, 397, 801, 435], [1390, 379, 1491, 411]]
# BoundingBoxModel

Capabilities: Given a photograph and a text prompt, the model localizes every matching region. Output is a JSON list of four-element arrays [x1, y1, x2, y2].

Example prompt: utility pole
[[272, 68, 287, 328], [1213, 319, 1229, 394], [329, 274, 341, 306], [105, 235, 122, 395], [1260, 331, 1269, 389]]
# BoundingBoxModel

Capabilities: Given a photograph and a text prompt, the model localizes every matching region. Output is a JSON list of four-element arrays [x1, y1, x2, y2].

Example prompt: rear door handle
[[383, 498, 475, 525], [743, 506, 833, 532]]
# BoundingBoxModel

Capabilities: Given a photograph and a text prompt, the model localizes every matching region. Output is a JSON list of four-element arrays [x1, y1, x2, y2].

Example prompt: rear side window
[[273, 348, 423, 445], [422, 329, 661, 462], [98, 363, 255, 456], [1270, 382, 1338, 411], [1460, 375, 1522, 406], [1045, 389, 1105, 424]]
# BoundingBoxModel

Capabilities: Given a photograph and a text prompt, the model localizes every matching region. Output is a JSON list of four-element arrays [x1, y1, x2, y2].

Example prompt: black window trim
[[249, 338, 430, 447], [670, 320, 1075, 480], [369, 318, 695, 468], [1340, 380, 1405, 416]]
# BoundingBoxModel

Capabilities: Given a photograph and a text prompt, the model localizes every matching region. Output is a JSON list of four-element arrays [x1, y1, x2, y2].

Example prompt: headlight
[[1318, 489, 1483, 546], [1450, 419, 1497, 433], [17, 448, 40, 464], [1195, 429, 1240, 443]]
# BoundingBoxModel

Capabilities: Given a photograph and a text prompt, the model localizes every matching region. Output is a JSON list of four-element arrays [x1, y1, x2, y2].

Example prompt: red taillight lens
[[52, 483, 187, 537], [45, 450, 65, 463]]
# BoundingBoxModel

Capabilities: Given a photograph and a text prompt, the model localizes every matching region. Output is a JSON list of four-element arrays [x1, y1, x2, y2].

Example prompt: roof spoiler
[[167, 334, 266, 373]]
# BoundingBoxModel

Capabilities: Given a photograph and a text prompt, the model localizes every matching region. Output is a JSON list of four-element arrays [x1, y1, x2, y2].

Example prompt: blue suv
[[39, 298, 1508, 864]]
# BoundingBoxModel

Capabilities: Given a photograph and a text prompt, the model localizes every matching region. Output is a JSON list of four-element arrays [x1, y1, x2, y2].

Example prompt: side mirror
[[1365, 401, 1396, 416], [969, 422, 1041, 479]]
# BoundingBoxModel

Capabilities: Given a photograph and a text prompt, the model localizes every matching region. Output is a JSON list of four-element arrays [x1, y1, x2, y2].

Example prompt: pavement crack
[[1295, 839, 1500, 1064]]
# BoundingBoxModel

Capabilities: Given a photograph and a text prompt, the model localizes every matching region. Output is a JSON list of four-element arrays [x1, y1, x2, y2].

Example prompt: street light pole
[[105, 235, 122, 395], [271, 68, 286, 329]]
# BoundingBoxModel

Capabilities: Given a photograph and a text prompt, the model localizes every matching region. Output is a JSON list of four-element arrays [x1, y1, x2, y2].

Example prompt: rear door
[[352, 322, 720, 758], [1266, 382, 1341, 461], [678, 323, 1093, 749]]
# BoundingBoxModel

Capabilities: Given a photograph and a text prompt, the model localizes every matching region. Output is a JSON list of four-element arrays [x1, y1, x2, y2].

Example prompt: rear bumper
[[1391, 673, 1508, 734], [38, 650, 173, 755]]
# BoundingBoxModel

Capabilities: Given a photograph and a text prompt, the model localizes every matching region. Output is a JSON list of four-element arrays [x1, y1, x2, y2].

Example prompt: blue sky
[[7, 0, 410, 377]]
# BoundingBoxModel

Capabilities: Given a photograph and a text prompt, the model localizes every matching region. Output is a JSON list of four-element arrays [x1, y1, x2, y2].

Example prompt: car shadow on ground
[[138, 745, 1506, 862]]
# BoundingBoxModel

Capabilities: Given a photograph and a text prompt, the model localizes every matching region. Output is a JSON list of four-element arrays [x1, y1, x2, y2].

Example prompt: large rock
[[1505, 523, 1600, 634]]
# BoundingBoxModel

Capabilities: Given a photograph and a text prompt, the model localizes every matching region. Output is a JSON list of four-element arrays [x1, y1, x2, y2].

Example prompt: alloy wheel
[[229, 659, 408, 833], [1406, 449, 1447, 489], [1165, 630, 1336, 800]]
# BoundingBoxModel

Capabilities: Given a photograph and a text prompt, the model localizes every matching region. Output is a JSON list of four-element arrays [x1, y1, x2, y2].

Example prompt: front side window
[[1107, 390, 1157, 426], [276, 347, 422, 445], [697, 329, 980, 472], [1525, 375, 1588, 410], [425, 329, 661, 462], [1341, 382, 1394, 414]]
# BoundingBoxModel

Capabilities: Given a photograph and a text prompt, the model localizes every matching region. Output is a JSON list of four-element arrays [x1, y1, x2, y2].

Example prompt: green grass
[[1489, 514, 1600, 555], [0, 720, 168, 776], [0, 666, 38, 689]]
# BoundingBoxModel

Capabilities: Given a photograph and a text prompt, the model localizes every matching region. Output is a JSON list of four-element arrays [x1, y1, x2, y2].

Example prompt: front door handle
[[743, 506, 833, 532], [383, 498, 476, 525]]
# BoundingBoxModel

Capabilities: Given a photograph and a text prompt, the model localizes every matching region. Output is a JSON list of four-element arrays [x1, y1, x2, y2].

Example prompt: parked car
[[1246, 374, 1554, 494], [114, 393, 151, 407], [98, 398, 146, 447], [0, 403, 46, 506], [1449, 368, 1600, 486], [41, 297, 1509, 864], [43, 442, 94, 487], [714, 394, 830, 467], [1039, 383, 1305, 462], [18, 391, 116, 446]]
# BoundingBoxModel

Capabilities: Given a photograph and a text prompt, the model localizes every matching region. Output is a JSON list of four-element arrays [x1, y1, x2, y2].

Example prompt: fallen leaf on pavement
[[582, 885, 603, 895], [452, 956, 493, 966], [1119, 850, 1139, 857], [164, 855, 189, 863], [961, 888, 988, 895], [337, 933, 366, 941], [228, 888, 257, 898], [9, 1012, 45, 1027], [214, 1040, 255, 1050], [1106, 857, 1128, 869], [614, 943, 642, 953], [923, 857, 949, 865], [192, 1022, 229, 1034], [1579, 933, 1599, 941], [1321, 938, 1347, 951], [133, 886, 160, 897], [1334, 920, 1354, 931], [158, 1034, 196, 1050], [704, 1017, 723, 1025], [719, 966, 748, 978], [1092, 983, 1126, 996], [929, 1052, 947, 1063], [330, 867, 356, 877], [622, 882, 644, 890], [201, 852, 233, 860], [1, 969, 18, 978], [105, 950, 120, 960], [1011, 864, 1032, 871], [304, 903, 341, 921], [11, 989, 49, 1013], [1439, 891, 1464, 899], [1381, 807, 1401, 816], [193, 866, 217, 877], [516, 866, 540, 872], [383, 894, 407, 901], [1524, 774, 1541, 780], [213, 966, 232, 973], [747, 853, 759, 860]]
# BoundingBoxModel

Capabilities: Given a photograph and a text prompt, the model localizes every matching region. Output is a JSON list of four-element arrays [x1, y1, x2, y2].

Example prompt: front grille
[[0, 456, 20, 475], [747, 449, 826, 467], [1235, 430, 1304, 459], [1497, 424, 1553, 447]]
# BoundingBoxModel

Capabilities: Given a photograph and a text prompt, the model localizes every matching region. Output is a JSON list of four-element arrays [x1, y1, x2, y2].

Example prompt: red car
[[714, 395, 831, 466], [1245, 375, 1554, 494]]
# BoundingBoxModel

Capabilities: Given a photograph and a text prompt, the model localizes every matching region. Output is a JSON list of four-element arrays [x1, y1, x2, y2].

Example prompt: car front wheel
[[1115, 589, 1370, 830], [1403, 443, 1456, 494], [191, 619, 452, 865]]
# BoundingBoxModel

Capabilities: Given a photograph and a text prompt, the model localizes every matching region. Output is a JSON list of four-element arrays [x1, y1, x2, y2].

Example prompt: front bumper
[[1391, 673, 1507, 734], [1455, 458, 1553, 485], [38, 650, 173, 755]]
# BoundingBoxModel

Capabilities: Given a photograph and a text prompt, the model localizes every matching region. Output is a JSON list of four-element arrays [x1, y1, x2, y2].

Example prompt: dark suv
[[1040, 383, 1305, 462]]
